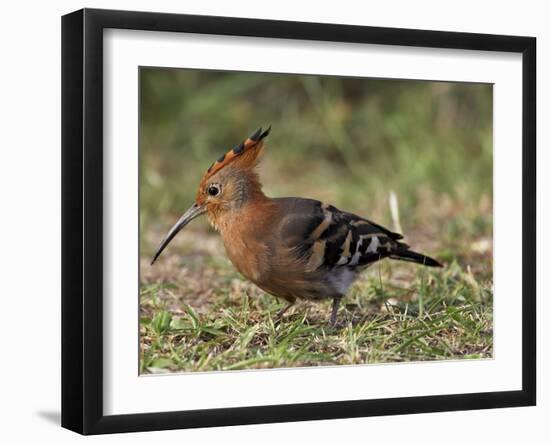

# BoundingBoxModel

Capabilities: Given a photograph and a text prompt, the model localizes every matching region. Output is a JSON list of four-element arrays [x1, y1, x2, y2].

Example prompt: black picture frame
[[61, 8, 536, 435]]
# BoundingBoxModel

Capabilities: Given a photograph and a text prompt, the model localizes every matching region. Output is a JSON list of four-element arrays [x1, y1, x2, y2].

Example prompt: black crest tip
[[249, 125, 272, 142], [249, 127, 263, 142], [260, 125, 271, 140]]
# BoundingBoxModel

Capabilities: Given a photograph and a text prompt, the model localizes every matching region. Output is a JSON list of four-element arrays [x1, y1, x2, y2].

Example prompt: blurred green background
[[140, 68, 492, 266]]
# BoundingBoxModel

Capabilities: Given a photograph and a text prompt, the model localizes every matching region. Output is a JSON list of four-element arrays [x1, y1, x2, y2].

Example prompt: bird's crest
[[200, 126, 271, 184]]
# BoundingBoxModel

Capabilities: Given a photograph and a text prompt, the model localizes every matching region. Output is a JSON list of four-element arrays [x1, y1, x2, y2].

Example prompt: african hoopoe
[[152, 127, 442, 326]]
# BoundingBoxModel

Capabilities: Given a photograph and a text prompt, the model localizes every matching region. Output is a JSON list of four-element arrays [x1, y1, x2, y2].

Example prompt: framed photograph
[[61, 8, 536, 435]]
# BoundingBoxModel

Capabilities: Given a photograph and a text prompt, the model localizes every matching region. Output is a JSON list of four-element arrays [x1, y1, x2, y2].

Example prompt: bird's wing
[[275, 198, 408, 271]]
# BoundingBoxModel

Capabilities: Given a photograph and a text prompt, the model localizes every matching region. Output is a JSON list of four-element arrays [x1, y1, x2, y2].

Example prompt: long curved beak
[[151, 203, 206, 265]]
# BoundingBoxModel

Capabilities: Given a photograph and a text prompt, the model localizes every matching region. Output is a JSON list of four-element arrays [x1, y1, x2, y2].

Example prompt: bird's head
[[151, 126, 270, 264]]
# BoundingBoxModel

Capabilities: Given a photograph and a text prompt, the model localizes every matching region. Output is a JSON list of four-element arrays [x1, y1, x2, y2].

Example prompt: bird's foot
[[329, 296, 343, 328], [274, 301, 294, 323]]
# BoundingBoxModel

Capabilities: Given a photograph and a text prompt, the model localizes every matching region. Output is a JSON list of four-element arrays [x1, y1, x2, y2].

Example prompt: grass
[[139, 69, 493, 373], [140, 260, 492, 373]]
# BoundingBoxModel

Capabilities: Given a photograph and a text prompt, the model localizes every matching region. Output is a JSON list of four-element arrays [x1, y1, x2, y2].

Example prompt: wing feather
[[275, 198, 406, 272]]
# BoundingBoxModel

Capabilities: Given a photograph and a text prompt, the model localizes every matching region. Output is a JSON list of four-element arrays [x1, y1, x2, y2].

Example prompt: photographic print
[[139, 68, 493, 374], [62, 9, 535, 433]]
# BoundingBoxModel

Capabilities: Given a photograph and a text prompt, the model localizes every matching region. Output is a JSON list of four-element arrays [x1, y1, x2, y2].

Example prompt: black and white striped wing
[[276, 198, 408, 272]]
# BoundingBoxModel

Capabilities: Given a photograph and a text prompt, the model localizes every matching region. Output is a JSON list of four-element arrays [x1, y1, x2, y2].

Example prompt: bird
[[151, 126, 442, 326]]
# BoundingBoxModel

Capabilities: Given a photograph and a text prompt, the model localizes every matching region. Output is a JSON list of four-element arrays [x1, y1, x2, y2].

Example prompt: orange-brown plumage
[[152, 126, 443, 325]]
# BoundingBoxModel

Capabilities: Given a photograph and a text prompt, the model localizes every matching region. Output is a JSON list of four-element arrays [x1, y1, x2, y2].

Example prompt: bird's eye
[[207, 184, 221, 197]]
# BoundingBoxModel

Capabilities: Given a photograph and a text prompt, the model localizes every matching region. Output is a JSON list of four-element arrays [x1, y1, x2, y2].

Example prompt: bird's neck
[[210, 194, 273, 231], [207, 172, 272, 232], [234, 171, 266, 207]]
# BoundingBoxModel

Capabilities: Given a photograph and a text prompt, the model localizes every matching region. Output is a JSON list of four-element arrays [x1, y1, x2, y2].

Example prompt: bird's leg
[[275, 300, 295, 321], [330, 295, 343, 327]]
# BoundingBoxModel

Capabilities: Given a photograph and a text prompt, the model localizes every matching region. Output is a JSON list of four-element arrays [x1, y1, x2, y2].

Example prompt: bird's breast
[[216, 210, 275, 284], [223, 235, 269, 283]]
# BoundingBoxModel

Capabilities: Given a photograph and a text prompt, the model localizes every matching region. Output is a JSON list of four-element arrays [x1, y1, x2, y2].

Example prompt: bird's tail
[[390, 249, 443, 268]]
